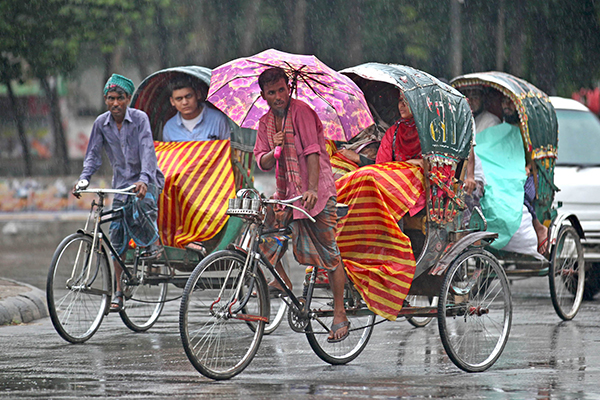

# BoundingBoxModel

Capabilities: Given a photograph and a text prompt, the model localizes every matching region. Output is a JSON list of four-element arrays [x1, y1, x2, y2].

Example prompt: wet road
[[2, 237, 600, 399], [2, 175, 600, 398]]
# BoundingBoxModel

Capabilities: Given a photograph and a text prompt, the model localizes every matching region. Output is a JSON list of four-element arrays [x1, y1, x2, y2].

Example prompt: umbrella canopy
[[340, 63, 474, 159], [132, 66, 212, 140], [207, 49, 374, 141]]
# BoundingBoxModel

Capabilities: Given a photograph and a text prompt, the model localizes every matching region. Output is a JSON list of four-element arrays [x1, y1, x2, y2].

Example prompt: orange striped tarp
[[326, 140, 360, 179], [154, 140, 235, 248], [336, 162, 426, 320]]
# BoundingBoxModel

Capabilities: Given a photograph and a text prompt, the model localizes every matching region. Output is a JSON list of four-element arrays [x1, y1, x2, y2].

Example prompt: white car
[[551, 96, 600, 298]]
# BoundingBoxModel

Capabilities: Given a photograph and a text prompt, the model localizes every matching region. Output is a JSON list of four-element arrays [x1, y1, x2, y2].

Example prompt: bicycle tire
[[119, 262, 168, 332], [179, 250, 268, 380], [305, 282, 375, 365], [438, 248, 512, 372], [549, 225, 585, 320], [47, 233, 111, 343]]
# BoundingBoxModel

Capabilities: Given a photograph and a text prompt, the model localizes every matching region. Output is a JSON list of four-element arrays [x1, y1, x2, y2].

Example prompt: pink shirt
[[254, 99, 336, 219]]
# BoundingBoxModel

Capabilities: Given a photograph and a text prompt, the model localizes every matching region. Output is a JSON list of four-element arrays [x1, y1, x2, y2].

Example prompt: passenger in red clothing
[[375, 92, 423, 168]]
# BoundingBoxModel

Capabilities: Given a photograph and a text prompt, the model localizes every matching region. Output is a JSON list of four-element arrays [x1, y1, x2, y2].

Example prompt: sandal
[[327, 320, 350, 343], [140, 244, 164, 260], [110, 291, 124, 312], [538, 237, 548, 255]]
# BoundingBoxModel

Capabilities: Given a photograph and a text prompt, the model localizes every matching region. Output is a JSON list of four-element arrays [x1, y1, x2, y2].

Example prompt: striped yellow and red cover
[[335, 162, 425, 320], [154, 140, 235, 248]]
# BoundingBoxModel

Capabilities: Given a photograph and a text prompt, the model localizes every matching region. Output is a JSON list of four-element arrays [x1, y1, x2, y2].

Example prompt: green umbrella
[[340, 63, 473, 160]]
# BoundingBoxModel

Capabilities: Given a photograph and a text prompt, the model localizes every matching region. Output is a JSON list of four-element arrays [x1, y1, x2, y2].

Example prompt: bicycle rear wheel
[[438, 249, 512, 372], [305, 281, 375, 365], [47, 233, 111, 343], [120, 261, 168, 332], [179, 250, 268, 380]]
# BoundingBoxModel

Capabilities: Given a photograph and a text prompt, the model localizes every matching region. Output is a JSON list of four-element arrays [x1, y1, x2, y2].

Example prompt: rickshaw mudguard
[[549, 213, 585, 243], [428, 231, 499, 276]]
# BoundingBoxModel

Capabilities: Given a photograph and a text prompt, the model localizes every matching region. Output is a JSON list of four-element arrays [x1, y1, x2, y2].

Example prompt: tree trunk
[[40, 76, 70, 175], [156, 10, 169, 69], [4, 78, 32, 176], [346, 0, 364, 66], [450, 0, 463, 77], [531, 11, 556, 94], [495, 0, 505, 71], [241, 0, 262, 55], [291, 0, 307, 54]]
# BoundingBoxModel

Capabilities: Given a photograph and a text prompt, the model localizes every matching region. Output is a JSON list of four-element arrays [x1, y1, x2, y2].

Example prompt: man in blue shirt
[[162, 76, 231, 142], [75, 73, 165, 312]]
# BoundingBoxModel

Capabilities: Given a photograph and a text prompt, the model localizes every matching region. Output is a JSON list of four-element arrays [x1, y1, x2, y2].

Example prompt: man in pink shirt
[[253, 67, 349, 343]]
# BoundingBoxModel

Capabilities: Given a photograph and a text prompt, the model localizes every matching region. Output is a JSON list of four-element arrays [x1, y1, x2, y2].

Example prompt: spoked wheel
[[406, 295, 438, 328], [549, 225, 585, 320], [305, 281, 375, 365], [179, 250, 268, 380], [263, 257, 291, 335], [438, 248, 512, 372], [119, 261, 169, 332], [47, 233, 111, 343]]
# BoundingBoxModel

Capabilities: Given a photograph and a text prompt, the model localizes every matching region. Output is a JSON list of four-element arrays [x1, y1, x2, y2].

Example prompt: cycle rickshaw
[[178, 62, 512, 380], [451, 72, 586, 320], [46, 66, 290, 343]]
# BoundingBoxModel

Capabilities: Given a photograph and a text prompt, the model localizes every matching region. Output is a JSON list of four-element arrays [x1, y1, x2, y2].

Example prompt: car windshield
[[556, 109, 600, 166]]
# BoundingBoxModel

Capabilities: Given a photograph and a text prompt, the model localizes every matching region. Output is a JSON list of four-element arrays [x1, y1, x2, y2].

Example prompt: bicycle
[[178, 189, 376, 380], [47, 184, 169, 343]]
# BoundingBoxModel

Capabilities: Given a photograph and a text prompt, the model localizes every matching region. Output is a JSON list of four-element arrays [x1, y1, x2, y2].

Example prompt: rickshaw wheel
[[119, 262, 168, 332], [305, 282, 375, 365], [549, 225, 585, 320], [437, 248, 512, 372], [406, 295, 438, 328], [179, 250, 268, 380]]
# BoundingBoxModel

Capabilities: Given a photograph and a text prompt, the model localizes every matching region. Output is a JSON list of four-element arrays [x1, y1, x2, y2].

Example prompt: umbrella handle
[[274, 146, 282, 179]]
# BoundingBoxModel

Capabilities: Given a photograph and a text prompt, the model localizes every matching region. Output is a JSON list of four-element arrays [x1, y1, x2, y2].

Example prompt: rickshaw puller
[[73, 73, 165, 312], [253, 67, 350, 343]]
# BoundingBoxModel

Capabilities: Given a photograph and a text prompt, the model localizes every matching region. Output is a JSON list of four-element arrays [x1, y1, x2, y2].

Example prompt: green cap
[[104, 74, 135, 96]]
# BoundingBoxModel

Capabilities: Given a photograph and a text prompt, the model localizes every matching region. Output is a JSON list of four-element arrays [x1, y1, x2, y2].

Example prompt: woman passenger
[[376, 92, 423, 168]]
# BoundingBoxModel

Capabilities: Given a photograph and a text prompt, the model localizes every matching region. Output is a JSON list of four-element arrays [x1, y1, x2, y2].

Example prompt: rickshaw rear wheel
[[438, 248, 512, 372], [305, 282, 375, 365], [406, 295, 438, 328], [119, 262, 168, 332], [549, 225, 585, 320], [179, 250, 268, 380]]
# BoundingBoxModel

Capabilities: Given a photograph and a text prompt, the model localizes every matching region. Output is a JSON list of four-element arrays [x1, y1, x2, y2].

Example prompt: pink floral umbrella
[[207, 49, 374, 141]]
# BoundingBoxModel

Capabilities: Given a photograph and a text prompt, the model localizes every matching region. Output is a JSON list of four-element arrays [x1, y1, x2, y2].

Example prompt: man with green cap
[[73, 73, 165, 312]]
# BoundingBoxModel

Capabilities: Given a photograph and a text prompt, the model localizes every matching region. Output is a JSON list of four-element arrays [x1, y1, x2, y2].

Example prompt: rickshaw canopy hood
[[340, 63, 474, 160], [132, 66, 212, 140], [450, 71, 558, 161]]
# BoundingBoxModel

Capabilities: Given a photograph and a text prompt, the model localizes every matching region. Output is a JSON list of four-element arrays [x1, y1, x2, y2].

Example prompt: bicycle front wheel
[[305, 282, 375, 365], [179, 250, 268, 380], [47, 233, 111, 343], [120, 262, 168, 332]]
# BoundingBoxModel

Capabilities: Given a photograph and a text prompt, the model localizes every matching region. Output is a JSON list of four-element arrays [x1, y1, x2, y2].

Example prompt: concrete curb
[[0, 278, 48, 326]]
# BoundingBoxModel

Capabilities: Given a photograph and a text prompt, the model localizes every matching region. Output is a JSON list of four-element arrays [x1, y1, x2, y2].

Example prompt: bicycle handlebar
[[263, 195, 316, 223], [75, 185, 137, 196]]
